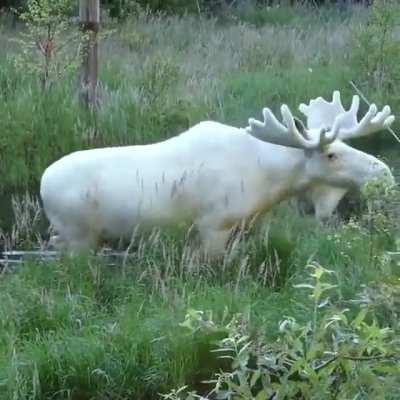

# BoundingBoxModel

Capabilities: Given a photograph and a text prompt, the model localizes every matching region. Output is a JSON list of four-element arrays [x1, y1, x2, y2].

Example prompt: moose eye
[[327, 153, 337, 161]]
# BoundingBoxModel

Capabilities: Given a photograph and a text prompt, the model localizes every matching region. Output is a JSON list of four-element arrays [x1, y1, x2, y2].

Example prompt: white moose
[[40, 91, 394, 255]]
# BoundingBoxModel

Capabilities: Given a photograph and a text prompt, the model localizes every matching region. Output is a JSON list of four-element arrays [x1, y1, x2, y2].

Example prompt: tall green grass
[[2, 2, 398, 191], [0, 201, 399, 398]]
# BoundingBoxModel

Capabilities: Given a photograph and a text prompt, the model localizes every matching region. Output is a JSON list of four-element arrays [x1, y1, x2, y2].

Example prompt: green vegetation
[[1, 1, 399, 190], [1, 1, 400, 399], [165, 265, 400, 399], [1, 180, 400, 399]]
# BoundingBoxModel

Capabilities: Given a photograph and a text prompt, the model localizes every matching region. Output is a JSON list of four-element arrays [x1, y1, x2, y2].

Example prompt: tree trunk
[[79, 0, 100, 108]]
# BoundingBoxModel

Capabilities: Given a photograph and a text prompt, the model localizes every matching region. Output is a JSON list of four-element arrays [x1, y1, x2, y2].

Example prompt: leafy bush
[[11, 0, 79, 91], [350, 0, 400, 148], [164, 265, 400, 399], [351, 0, 400, 92]]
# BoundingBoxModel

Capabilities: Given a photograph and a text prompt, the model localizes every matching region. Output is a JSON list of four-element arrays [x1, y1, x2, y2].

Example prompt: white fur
[[298, 91, 394, 219], [40, 119, 393, 254]]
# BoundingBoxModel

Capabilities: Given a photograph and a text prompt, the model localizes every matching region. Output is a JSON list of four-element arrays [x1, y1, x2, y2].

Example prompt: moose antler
[[299, 91, 395, 140], [299, 91, 348, 130], [246, 105, 339, 150]]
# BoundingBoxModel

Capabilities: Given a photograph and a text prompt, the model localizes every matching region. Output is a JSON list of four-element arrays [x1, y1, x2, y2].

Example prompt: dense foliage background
[[1, 0, 374, 16]]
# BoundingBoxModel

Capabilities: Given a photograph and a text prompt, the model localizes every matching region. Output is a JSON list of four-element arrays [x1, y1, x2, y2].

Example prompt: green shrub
[[164, 265, 400, 399], [350, 0, 400, 150], [351, 0, 400, 93], [12, 0, 79, 91]]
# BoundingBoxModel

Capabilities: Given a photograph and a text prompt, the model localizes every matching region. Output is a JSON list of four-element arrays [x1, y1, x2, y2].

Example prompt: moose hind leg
[[50, 221, 98, 254]]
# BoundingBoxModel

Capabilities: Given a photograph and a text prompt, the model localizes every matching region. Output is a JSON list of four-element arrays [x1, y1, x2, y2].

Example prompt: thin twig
[[314, 355, 339, 372], [342, 354, 400, 362], [195, 0, 201, 17], [349, 80, 400, 144], [315, 352, 400, 372]]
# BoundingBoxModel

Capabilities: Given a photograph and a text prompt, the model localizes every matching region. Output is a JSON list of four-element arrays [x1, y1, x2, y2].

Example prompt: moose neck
[[255, 141, 312, 204]]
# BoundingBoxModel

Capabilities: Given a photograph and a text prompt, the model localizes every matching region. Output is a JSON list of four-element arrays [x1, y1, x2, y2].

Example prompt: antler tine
[[329, 114, 343, 142], [372, 105, 394, 127], [349, 94, 360, 114], [246, 106, 304, 148], [336, 101, 395, 140], [246, 107, 290, 146], [332, 90, 341, 105], [281, 105, 313, 149], [356, 103, 378, 131]]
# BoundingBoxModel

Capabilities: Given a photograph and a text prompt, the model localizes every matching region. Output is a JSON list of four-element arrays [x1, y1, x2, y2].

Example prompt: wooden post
[[79, 0, 100, 108]]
